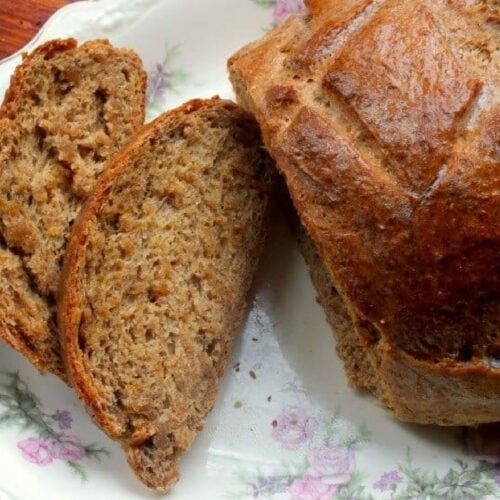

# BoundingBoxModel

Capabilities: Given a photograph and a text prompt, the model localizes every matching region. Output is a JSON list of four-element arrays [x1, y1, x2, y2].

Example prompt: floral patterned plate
[[0, 1, 498, 499]]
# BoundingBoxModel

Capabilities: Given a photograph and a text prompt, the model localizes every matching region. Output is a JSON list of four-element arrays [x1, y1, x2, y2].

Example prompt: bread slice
[[0, 39, 146, 379], [58, 98, 275, 491], [229, 0, 500, 424]]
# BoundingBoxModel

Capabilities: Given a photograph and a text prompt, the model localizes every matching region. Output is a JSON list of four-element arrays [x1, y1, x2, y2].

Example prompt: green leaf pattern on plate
[[232, 407, 500, 499], [0, 372, 108, 481]]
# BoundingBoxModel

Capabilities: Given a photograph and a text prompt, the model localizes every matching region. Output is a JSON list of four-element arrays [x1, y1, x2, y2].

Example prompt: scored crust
[[58, 98, 275, 491], [0, 38, 146, 379], [229, 0, 500, 424]]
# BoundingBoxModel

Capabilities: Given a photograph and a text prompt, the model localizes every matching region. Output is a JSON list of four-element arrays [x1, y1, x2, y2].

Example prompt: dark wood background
[[0, 0, 73, 59]]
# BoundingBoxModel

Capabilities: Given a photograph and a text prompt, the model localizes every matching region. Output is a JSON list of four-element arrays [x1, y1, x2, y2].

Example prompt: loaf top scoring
[[229, 0, 499, 370]]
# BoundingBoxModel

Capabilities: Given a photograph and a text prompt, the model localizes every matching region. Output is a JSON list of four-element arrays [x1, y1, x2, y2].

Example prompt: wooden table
[[0, 0, 74, 60]]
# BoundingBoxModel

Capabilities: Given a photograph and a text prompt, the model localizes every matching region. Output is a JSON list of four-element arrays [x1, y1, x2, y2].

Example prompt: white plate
[[0, 1, 498, 499]]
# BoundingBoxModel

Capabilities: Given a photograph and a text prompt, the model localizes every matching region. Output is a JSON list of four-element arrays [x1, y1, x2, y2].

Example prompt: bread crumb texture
[[60, 98, 274, 491], [0, 39, 146, 377]]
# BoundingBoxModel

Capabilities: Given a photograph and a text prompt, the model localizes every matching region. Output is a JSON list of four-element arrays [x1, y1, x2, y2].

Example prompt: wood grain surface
[[0, 0, 74, 60]]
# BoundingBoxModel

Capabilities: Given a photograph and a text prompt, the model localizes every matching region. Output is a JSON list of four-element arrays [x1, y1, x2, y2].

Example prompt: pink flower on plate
[[289, 473, 339, 500], [272, 408, 316, 449], [273, 0, 307, 26], [53, 435, 86, 462], [17, 437, 57, 466], [308, 445, 355, 486]]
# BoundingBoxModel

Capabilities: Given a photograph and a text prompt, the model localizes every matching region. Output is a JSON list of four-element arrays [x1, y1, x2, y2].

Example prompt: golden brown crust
[[298, 229, 500, 425], [229, 0, 500, 424], [306, 0, 372, 19]]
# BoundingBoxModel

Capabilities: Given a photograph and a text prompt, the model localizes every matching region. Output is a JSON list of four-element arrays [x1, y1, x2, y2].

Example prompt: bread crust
[[0, 38, 146, 379], [229, 0, 500, 425], [58, 98, 275, 490]]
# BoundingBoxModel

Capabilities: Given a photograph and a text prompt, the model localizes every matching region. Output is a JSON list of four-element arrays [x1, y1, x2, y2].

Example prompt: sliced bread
[[0, 39, 146, 378], [58, 98, 275, 491]]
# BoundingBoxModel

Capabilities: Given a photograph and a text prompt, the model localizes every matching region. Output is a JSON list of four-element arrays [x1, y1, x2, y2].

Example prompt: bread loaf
[[229, 0, 500, 425], [58, 98, 274, 491], [0, 39, 146, 379]]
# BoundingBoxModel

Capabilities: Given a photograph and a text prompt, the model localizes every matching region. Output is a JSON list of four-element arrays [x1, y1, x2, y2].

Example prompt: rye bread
[[0, 39, 146, 379], [229, 0, 500, 424], [58, 98, 275, 491]]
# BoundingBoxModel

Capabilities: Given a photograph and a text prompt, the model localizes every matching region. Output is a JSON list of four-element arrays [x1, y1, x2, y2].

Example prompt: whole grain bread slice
[[58, 98, 275, 491], [0, 39, 146, 379]]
